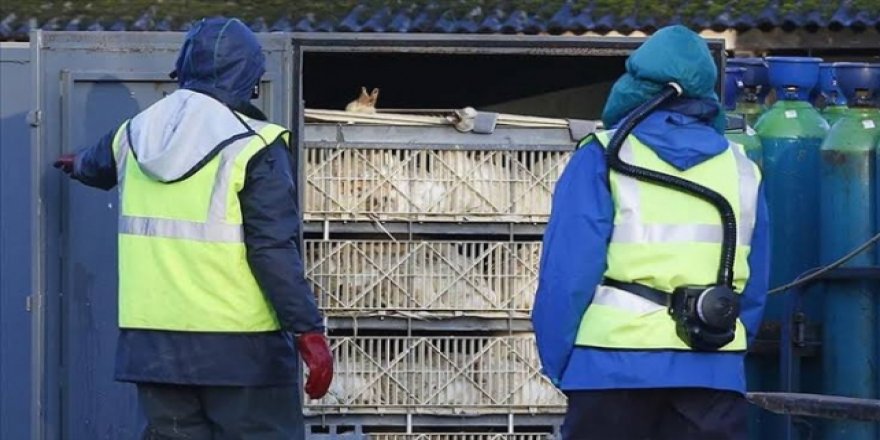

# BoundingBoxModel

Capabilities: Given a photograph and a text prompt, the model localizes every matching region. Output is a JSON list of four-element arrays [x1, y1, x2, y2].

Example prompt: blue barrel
[[819, 62, 880, 440], [818, 62, 849, 126], [755, 57, 828, 321]]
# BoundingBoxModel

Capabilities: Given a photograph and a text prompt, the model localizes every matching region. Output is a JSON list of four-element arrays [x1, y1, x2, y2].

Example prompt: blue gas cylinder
[[755, 57, 829, 322], [819, 62, 880, 440]]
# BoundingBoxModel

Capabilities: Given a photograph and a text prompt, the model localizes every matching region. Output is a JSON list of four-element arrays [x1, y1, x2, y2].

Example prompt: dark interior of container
[[302, 52, 629, 120]]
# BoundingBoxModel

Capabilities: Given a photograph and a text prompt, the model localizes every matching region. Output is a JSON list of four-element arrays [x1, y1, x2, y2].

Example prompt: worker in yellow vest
[[54, 17, 332, 439], [532, 26, 770, 439]]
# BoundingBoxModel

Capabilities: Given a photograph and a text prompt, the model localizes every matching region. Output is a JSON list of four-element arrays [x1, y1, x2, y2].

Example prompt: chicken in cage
[[305, 147, 572, 221], [511, 150, 569, 218], [410, 243, 499, 312], [407, 340, 485, 407]]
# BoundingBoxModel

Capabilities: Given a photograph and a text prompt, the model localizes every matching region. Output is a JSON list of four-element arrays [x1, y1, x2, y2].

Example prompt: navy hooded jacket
[[70, 17, 324, 386]]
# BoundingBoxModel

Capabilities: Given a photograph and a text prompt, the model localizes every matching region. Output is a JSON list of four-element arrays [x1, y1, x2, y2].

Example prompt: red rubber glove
[[297, 332, 333, 399], [54, 154, 75, 174]]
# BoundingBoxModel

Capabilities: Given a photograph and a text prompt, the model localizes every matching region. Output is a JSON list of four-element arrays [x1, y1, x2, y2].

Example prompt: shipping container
[[4, 31, 730, 438]]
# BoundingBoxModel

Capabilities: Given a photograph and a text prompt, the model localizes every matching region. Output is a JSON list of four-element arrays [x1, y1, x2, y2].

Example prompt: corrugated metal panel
[[0, 41, 34, 440], [2, 1, 880, 40]]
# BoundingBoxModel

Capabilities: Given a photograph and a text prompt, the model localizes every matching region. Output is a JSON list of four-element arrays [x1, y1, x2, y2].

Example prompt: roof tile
[[2, 1, 879, 41]]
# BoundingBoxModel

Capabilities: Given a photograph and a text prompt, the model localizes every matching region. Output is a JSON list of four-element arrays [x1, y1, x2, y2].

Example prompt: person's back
[[532, 25, 770, 440], [55, 17, 333, 439]]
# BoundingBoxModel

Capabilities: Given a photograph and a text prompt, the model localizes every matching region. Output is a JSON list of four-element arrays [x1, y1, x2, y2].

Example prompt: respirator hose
[[605, 84, 739, 288]]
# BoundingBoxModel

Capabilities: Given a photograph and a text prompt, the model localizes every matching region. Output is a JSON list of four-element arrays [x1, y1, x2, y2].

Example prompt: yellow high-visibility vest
[[112, 117, 289, 332], [575, 131, 761, 351]]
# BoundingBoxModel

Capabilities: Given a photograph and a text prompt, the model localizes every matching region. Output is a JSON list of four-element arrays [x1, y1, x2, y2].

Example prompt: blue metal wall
[[0, 42, 34, 440]]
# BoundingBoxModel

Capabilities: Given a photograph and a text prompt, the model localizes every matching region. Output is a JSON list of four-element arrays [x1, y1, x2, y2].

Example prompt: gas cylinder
[[725, 66, 763, 167], [755, 57, 829, 322], [818, 62, 849, 126], [819, 62, 880, 440], [872, 63, 880, 271], [728, 58, 769, 127]]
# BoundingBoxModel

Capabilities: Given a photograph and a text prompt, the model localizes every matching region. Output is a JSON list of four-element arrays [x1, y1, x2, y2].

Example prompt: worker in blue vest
[[533, 25, 770, 440], [54, 17, 332, 439]]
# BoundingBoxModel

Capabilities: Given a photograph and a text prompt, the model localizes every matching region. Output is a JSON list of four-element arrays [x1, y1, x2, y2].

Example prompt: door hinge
[[27, 109, 42, 127]]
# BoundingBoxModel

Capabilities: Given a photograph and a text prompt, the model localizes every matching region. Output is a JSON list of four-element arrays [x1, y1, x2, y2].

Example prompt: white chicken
[[437, 151, 510, 218], [509, 243, 541, 313], [319, 241, 412, 311], [410, 243, 499, 312], [304, 148, 340, 218], [408, 339, 484, 408], [474, 337, 565, 408], [320, 338, 387, 407], [402, 155, 450, 215]]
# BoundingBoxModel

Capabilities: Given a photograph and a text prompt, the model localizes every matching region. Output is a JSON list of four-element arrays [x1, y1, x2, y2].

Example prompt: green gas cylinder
[[724, 66, 763, 167], [819, 62, 880, 440], [737, 102, 765, 128], [755, 57, 830, 321], [729, 58, 770, 127], [817, 63, 849, 127], [727, 124, 763, 168], [823, 105, 850, 127]]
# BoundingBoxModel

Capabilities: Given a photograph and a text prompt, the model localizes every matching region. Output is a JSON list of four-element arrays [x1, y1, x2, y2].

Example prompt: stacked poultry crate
[[301, 119, 578, 439]]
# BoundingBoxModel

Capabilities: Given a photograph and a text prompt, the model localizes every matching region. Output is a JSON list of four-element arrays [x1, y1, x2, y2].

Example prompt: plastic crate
[[305, 240, 541, 316], [304, 148, 569, 223], [306, 336, 565, 414]]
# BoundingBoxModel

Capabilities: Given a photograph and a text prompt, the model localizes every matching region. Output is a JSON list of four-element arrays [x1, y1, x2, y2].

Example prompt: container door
[[32, 31, 291, 440], [1, 43, 35, 440]]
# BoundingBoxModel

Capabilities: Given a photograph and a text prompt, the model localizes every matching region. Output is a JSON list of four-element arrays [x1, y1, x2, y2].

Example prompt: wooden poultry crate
[[305, 240, 541, 317], [305, 336, 565, 415]]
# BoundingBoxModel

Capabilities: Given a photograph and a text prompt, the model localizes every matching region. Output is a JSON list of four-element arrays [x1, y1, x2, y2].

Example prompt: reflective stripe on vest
[[574, 131, 761, 351], [114, 116, 290, 332]]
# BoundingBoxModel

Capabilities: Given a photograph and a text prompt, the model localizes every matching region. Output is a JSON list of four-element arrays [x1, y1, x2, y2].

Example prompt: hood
[[630, 98, 730, 171], [602, 25, 726, 134], [173, 17, 265, 110], [127, 90, 254, 182]]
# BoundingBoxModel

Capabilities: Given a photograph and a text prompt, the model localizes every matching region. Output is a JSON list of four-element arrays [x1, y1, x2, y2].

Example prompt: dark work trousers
[[561, 388, 748, 440], [137, 383, 304, 440]]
